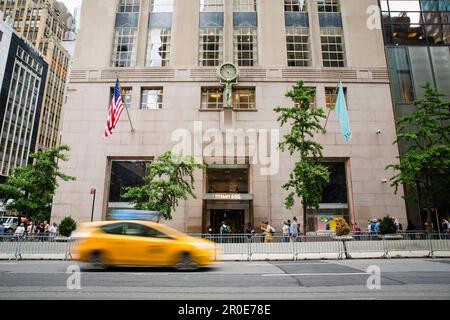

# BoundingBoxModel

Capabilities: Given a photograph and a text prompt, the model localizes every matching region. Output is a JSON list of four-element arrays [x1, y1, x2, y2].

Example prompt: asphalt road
[[1, 259, 450, 300]]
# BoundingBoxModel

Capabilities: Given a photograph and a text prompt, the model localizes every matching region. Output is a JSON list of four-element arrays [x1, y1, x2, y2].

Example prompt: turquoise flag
[[335, 81, 352, 142]]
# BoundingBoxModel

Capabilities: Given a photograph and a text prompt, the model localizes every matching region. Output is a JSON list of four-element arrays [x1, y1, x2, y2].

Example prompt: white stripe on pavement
[[262, 272, 368, 277]]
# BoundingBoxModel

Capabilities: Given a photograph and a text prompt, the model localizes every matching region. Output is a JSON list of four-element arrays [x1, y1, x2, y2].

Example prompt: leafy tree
[[0, 145, 75, 222], [387, 83, 450, 233], [379, 215, 397, 235], [123, 151, 205, 220], [59, 216, 77, 237], [274, 81, 330, 233]]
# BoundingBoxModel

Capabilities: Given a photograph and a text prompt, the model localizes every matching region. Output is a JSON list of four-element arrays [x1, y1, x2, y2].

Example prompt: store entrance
[[210, 210, 245, 234]]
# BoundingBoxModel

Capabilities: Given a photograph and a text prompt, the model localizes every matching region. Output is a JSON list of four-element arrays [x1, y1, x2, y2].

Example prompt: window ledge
[[199, 108, 258, 112]]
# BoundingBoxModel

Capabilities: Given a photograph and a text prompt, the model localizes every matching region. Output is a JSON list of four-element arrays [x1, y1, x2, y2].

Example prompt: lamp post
[[90, 188, 96, 222]]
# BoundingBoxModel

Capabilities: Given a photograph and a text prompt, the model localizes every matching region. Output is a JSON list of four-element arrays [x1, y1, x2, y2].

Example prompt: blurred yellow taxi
[[71, 220, 218, 270]]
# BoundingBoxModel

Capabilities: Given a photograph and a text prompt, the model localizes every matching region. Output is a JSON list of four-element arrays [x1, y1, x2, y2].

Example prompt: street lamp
[[90, 188, 96, 222]]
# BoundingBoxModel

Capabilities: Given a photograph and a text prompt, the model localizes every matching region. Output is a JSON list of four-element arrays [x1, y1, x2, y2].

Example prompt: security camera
[[381, 179, 388, 184], [376, 130, 382, 134]]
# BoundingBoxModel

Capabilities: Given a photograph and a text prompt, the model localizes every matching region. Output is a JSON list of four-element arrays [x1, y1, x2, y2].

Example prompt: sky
[[60, 0, 82, 15]]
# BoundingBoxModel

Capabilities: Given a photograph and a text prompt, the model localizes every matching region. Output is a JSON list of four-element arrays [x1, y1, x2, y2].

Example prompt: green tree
[[123, 151, 205, 220], [274, 81, 330, 233], [379, 215, 397, 235], [0, 145, 75, 222], [387, 83, 450, 233], [59, 216, 77, 237]]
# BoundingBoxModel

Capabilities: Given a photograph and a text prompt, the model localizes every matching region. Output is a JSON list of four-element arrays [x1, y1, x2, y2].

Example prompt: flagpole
[[116, 72, 135, 133], [323, 73, 341, 133]]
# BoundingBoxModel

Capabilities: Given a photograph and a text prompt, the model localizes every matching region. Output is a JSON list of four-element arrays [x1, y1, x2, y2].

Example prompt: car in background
[[71, 220, 218, 270], [1, 216, 19, 233]]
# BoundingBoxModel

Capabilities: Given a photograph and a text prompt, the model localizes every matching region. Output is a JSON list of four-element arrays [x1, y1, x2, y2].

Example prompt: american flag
[[104, 79, 124, 138]]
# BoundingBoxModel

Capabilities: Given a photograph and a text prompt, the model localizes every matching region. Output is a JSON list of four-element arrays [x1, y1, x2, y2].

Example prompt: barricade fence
[[0, 235, 72, 261], [1, 232, 449, 261]]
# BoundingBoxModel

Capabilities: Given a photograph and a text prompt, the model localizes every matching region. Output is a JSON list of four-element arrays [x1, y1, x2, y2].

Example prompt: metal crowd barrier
[[192, 232, 450, 260], [0, 235, 72, 261], [1, 232, 449, 261]]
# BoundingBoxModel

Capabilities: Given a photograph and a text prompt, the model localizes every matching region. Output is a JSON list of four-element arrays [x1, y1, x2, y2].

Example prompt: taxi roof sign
[[108, 209, 161, 222]]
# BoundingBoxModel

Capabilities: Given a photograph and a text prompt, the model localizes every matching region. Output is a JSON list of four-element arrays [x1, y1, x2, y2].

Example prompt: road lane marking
[[262, 272, 368, 277]]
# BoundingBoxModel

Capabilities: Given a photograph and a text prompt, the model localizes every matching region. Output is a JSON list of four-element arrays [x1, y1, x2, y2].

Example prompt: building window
[[201, 87, 224, 109], [321, 27, 346, 67], [233, 88, 255, 109], [234, 27, 258, 67], [200, 0, 224, 12], [380, 0, 450, 46], [317, 0, 341, 13], [0, 31, 3, 42], [286, 27, 310, 67], [284, 0, 307, 12], [233, 0, 257, 12], [110, 87, 132, 108], [141, 87, 163, 109], [146, 28, 171, 66], [118, 0, 141, 12], [199, 27, 223, 66], [113, 27, 138, 67], [150, 0, 174, 12], [108, 160, 150, 203], [325, 86, 346, 110]]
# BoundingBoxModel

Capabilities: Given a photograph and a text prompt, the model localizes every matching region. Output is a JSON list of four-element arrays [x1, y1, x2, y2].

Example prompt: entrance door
[[210, 210, 245, 234]]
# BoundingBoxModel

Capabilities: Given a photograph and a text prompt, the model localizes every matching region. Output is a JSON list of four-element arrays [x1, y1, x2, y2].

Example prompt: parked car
[[71, 220, 218, 270], [1, 216, 19, 233]]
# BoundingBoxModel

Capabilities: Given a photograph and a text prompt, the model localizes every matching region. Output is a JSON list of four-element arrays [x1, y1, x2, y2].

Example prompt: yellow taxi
[[71, 220, 218, 270]]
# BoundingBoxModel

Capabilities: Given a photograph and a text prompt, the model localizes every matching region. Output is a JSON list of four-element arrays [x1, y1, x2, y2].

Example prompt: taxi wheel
[[90, 251, 108, 270], [175, 252, 197, 271]]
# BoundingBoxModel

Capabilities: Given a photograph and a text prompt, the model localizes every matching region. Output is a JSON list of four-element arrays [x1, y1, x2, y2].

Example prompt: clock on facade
[[218, 62, 239, 82]]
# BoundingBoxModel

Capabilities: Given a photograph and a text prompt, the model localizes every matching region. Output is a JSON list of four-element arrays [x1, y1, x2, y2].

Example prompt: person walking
[[49, 223, 58, 241], [27, 222, 35, 238], [245, 222, 255, 241], [0, 221, 5, 241], [264, 221, 273, 242], [353, 223, 361, 241], [290, 217, 299, 242], [14, 223, 25, 241], [282, 221, 290, 243], [44, 221, 50, 237], [220, 221, 231, 243]]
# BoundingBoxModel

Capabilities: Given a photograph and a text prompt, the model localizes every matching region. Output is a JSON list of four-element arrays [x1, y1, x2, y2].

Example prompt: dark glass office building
[[0, 22, 48, 182], [380, 0, 450, 229]]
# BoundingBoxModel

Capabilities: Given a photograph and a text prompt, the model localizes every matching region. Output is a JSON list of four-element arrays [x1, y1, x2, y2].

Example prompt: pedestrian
[[0, 221, 5, 241], [220, 221, 231, 243], [353, 223, 361, 241], [262, 221, 273, 242], [282, 221, 290, 243], [290, 217, 299, 242], [245, 222, 255, 240], [375, 220, 381, 233], [14, 223, 25, 240], [38, 222, 45, 241], [44, 220, 50, 235], [27, 222, 35, 238], [49, 223, 58, 241]]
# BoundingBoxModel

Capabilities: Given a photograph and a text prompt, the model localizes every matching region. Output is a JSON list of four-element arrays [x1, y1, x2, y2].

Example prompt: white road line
[[262, 272, 368, 277]]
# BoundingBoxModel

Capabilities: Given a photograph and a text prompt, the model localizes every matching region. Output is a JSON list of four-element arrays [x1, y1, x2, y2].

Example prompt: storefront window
[[109, 161, 150, 203], [206, 167, 249, 193]]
